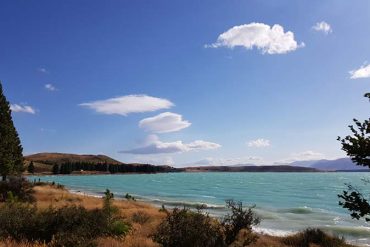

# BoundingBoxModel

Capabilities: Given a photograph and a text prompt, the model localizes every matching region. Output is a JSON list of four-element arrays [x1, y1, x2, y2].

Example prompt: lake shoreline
[[28, 173, 370, 246], [18, 184, 358, 247]]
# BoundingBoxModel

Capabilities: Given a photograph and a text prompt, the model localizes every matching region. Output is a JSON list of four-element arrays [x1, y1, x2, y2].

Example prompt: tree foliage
[[50, 160, 173, 174], [152, 200, 260, 247], [337, 93, 370, 221], [27, 161, 35, 174], [0, 81, 24, 181], [222, 200, 260, 245]]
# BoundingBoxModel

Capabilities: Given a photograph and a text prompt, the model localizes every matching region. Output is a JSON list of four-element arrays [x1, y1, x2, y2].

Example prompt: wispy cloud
[[349, 63, 370, 79], [139, 112, 191, 133], [206, 22, 304, 54], [247, 138, 270, 148], [80, 95, 174, 116], [10, 104, 36, 114], [37, 67, 49, 74], [279, 150, 325, 163], [130, 155, 175, 166], [120, 135, 221, 154], [185, 156, 263, 167], [44, 83, 57, 91], [312, 21, 332, 34]]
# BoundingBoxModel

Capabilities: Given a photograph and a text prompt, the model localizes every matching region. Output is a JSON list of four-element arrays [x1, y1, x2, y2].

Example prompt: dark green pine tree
[[28, 161, 35, 174], [52, 164, 59, 174], [0, 81, 24, 181]]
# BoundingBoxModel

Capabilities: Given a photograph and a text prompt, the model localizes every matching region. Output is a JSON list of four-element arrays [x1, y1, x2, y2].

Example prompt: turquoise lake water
[[30, 172, 370, 246]]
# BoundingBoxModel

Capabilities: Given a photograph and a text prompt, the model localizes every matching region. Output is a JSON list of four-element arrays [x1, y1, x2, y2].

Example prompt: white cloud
[[186, 156, 263, 167], [130, 156, 175, 166], [38, 67, 49, 74], [45, 84, 57, 91], [10, 104, 36, 114], [247, 138, 270, 148], [279, 150, 325, 163], [349, 63, 370, 79], [312, 21, 332, 34], [139, 112, 191, 133], [80, 95, 174, 116], [120, 135, 221, 154], [206, 22, 304, 54]]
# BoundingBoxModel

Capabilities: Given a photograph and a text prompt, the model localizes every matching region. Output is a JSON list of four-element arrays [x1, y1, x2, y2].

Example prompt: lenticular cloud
[[80, 94, 174, 116]]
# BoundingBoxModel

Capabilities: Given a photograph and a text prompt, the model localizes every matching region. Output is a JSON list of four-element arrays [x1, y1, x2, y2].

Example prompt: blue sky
[[1, 0, 369, 167]]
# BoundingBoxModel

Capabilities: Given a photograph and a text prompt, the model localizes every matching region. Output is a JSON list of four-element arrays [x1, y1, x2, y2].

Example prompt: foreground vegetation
[[0, 180, 354, 247]]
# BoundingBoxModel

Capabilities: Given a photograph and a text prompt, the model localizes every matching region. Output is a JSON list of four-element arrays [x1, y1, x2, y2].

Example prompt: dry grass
[[0, 239, 47, 247], [32, 185, 164, 247], [0, 185, 354, 247]]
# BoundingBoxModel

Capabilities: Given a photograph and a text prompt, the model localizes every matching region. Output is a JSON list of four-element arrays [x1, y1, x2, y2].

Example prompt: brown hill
[[24, 152, 178, 174], [25, 152, 123, 165]]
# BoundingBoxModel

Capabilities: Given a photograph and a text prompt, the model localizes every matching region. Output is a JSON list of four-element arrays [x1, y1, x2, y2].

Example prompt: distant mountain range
[[287, 158, 369, 171], [182, 165, 317, 172], [24, 153, 369, 174], [183, 158, 369, 172]]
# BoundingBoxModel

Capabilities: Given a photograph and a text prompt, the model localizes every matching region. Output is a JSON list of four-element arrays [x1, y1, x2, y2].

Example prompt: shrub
[[222, 200, 260, 246], [152, 207, 225, 247], [0, 177, 34, 202], [152, 200, 260, 247], [125, 193, 136, 201], [108, 221, 131, 236], [0, 202, 38, 241], [281, 228, 348, 247], [132, 211, 151, 224], [229, 229, 259, 247], [0, 189, 131, 246], [102, 189, 131, 237]]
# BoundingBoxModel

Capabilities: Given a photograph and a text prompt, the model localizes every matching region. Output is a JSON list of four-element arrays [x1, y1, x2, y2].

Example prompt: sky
[[1, 0, 369, 167]]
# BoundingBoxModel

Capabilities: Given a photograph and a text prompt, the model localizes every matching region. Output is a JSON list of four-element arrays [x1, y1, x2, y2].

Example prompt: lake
[[30, 172, 370, 246]]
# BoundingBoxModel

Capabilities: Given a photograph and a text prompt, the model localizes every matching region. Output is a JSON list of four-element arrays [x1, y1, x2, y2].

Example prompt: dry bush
[[132, 211, 151, 224], [0, 239, 47, 247], [281, 228, 350, 247], [248, 234, 289, 247]]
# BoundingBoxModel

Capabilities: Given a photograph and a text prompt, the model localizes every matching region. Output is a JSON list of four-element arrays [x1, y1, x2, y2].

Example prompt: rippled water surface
[[30, 172, 370, 246]]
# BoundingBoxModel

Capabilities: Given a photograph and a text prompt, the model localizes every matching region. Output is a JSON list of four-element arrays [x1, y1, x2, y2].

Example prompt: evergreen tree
[[0, 81, 24, 181], [27, 161, 35, 174], [52, 164, 59, 174]]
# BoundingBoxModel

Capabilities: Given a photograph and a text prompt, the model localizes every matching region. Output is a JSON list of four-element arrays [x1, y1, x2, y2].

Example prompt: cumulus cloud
[[80, 95, 174, 116], [139, 112, 191, 133], [247, 138, 270, 148], [10, 104, 36, 114], [206, 22, 304, 54], [349, 63, 370, 79], [120, 135, 221, 154], [45, 84, 57, 91], [312, 21, 332, 34]]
